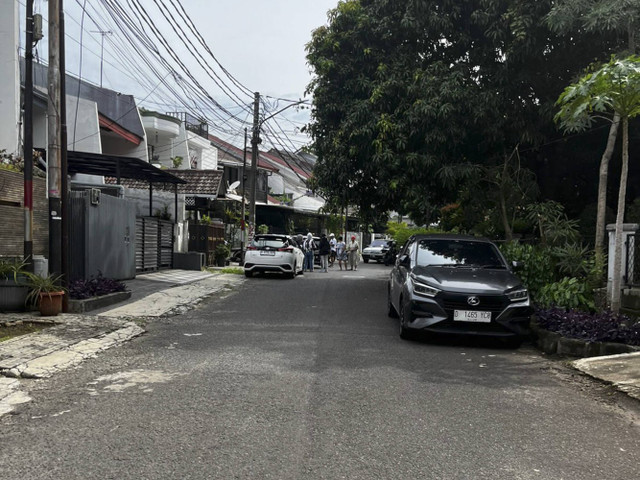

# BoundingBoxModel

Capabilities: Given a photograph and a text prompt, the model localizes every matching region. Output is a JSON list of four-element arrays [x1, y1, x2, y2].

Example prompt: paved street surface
[[1, 263, 639, 479]]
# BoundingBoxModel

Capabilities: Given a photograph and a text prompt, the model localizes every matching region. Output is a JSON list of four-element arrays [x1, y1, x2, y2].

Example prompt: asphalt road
[[1, 263, 639, 479]]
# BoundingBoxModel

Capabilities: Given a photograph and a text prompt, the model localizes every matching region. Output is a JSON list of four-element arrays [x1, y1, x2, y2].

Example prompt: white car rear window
[[253, 237, 287, 249]]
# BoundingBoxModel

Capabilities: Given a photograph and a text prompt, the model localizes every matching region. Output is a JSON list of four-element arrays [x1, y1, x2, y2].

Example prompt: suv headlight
[[507, 288, 528, 302], [411, 275, 440, 298]]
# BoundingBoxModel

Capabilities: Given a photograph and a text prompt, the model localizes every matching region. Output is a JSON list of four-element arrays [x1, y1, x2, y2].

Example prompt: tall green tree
[[547, 0, 640, 261], [556, 55, 640, 312], [306, 0, 624, 226]]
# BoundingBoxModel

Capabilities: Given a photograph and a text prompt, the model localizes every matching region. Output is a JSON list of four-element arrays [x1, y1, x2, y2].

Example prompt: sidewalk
[[573, 352, 640, 401], [0, 269, 243, 417]]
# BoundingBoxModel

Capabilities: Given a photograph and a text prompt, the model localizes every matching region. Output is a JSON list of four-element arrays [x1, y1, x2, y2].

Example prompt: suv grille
[[439, 293, 508, 315]]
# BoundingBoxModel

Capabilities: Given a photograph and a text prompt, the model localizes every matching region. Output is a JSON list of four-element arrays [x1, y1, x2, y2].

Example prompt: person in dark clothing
[[318, 233, 331, 272]]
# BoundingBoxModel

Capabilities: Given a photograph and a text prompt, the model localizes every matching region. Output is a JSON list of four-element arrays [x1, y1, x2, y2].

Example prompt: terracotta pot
[[39, 291, 65, 316]]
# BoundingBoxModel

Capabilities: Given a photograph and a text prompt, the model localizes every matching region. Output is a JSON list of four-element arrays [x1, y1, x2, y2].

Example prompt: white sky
[[25, 0, 339, 147]]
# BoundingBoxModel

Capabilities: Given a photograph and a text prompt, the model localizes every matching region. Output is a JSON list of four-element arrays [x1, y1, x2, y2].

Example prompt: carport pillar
[[149, 182, 153, 217], [173, 183, 178, 267], [174, 183, 178, 223]]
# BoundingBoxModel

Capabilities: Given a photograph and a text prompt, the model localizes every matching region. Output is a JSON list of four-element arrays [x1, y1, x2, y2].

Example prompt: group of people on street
[[298, 233, 361, 272]]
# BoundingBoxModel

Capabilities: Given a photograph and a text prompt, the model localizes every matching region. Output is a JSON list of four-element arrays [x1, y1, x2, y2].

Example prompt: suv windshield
[[253, 236, 287, 249], [416, 239, 505, 268]]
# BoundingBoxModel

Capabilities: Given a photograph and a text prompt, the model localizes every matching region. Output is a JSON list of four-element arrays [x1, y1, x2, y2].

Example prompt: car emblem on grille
[[467, 296, 480, 306]]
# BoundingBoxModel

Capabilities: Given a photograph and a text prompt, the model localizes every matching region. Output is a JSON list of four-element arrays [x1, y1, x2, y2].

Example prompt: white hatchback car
[[243, 234, 305, 278]]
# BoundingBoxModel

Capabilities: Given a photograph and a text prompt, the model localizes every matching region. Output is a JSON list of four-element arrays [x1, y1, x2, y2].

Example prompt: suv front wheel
[[399, 299, 414, 340]]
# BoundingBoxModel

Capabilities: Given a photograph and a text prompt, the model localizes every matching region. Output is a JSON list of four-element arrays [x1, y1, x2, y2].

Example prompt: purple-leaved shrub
[[535, 307, 640, 346]]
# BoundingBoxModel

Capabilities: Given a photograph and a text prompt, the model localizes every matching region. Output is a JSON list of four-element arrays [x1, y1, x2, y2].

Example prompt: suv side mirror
[[398, 254, 411, 268], [512, 260, 524, 270]]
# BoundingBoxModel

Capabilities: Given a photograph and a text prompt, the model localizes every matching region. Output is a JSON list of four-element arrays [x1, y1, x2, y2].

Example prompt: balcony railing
[[166, 111, 209, 138]]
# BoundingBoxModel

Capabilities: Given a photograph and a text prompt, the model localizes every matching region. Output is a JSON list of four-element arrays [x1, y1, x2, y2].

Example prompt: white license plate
[[260, 250, 276, 256], [453, 310, 491, 323]]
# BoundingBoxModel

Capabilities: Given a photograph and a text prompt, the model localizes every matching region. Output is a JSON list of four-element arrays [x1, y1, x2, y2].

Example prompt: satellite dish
[[228, 180, 240, 191]]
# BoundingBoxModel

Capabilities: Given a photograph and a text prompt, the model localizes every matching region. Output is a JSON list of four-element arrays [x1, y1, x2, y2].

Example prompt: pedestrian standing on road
[[329, 233, 337, 267], [336, 236, 346, 270], [318, 233, 331, 272], [348, 235, 360, 271], [303, 232, 316, 272]]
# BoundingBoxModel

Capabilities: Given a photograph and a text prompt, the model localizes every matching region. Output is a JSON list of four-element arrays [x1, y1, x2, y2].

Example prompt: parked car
[[387, 234, 532, 344], [243, 234, 305, 278], [362, 239, 394, 263]]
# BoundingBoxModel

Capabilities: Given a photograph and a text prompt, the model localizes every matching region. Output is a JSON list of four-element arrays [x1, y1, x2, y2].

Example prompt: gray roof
[[23, 60, 145, 139]]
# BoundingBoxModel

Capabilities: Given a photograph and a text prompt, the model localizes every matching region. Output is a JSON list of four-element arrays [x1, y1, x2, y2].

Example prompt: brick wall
[[0, 169, 48, 257]]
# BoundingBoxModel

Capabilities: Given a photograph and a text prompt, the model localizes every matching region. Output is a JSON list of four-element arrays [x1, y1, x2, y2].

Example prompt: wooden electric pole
[[248, 92, 260, 240], [23, 0, 34, 272], [241, 127, 247, 261], [47, 0, 62, 276], [59, 3, 70, 310]]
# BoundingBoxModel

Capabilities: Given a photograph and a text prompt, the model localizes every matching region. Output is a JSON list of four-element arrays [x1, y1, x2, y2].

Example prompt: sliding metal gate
[[136, 217, 174, 273]]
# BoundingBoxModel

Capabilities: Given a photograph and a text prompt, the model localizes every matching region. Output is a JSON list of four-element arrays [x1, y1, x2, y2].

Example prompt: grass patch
[[205, 267, 244, 275], [0, 322, 50, 342]]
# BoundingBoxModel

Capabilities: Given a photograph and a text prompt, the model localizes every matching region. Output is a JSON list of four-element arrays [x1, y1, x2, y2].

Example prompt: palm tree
[[555, 55, 640, 312], [547, 0, 638, 263]]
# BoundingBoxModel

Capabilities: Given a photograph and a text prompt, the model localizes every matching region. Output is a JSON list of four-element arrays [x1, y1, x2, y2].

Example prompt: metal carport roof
[[66, 151, 187, 185]]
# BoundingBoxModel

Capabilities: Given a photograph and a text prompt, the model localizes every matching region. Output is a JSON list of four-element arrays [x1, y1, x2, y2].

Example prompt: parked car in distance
[[388, 234, 532, 345], [244, 234, 304, 278], [362, 239, 394, 263]]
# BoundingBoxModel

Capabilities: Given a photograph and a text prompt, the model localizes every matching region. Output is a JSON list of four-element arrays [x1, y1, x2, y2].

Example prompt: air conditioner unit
[[90, 188, 101, 205]]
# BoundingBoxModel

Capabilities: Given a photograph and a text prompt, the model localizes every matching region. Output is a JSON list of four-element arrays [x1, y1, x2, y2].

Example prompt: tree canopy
[[305, 0, 626, 225]]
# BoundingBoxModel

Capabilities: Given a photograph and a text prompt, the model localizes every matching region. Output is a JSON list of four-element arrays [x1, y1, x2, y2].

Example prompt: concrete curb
[[67, 291, 132, 313], [531, 319, 640, 358]]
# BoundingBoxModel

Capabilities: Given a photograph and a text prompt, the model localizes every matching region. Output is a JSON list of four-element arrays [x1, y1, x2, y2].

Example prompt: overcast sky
[[26, 0, 339, 147]]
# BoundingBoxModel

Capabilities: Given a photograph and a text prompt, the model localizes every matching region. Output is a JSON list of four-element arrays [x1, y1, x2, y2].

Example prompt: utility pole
[[91, 29, 111, 87], [47, 0, 62, 277], [240, 127, 247, 262], [59, 3, 70, 310], [23, 0, 35, 272], [248, 92, 260, 241]]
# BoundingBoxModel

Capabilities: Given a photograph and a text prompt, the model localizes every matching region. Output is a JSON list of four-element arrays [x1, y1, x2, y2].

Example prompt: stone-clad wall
[[0, 169, 48, 257]]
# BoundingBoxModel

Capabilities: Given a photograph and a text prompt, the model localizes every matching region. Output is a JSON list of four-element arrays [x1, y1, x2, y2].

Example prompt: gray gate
[[69, 191, 136, 280], [158, 220, 174, 268], [135, 217, 174, 272]]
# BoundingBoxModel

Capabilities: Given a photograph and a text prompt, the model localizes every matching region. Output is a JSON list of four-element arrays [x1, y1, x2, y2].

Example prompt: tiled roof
[[260, 150, 310, 179], [106, 169, 222, 196], [268, 149, 315, 177], [209, 134, 278, 172], [267, 195, 282, 205]]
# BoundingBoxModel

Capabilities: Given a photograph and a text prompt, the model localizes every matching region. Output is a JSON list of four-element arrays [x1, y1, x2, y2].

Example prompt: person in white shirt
[[347, 235, 360, 271], [329, 233, 337, 267]]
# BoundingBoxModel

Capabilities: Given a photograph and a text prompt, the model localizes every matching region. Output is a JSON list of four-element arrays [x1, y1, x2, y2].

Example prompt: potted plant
[[0, 258, 29, 312], [26, 273, 66, 316], [214, 242, 231, 267]]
